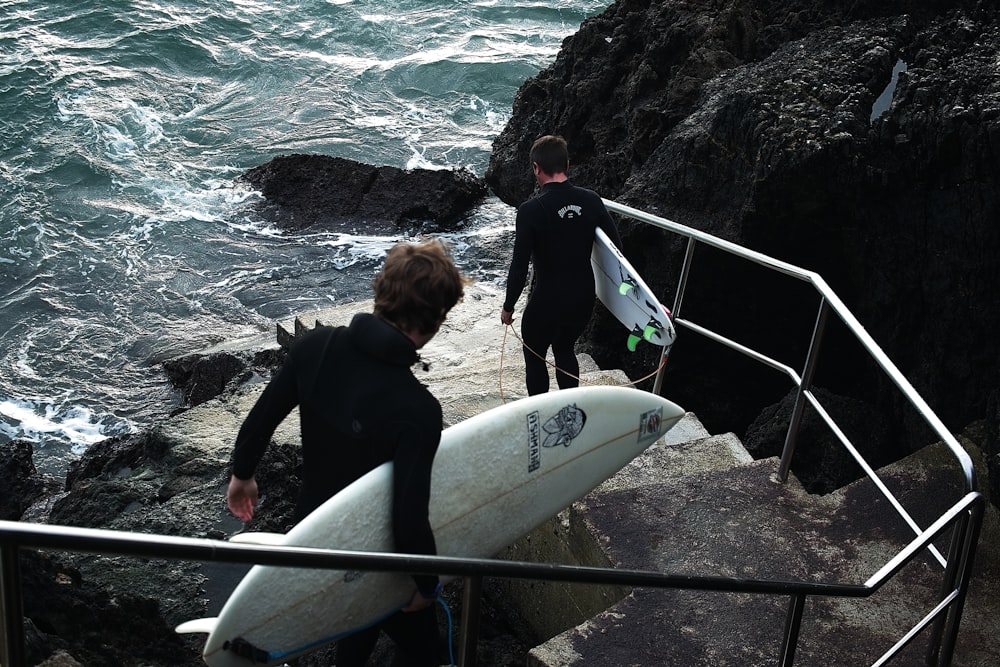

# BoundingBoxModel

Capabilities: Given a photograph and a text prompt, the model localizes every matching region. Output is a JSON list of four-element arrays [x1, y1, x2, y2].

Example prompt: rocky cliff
[[486, 0, 1000, 494]]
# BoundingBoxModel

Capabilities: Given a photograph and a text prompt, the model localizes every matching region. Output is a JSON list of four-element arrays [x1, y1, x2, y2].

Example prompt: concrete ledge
[[528, 436, 999, 666]]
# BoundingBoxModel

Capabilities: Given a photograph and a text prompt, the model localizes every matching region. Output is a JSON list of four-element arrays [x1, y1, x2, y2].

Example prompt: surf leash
[[438, 595, 456, 666], [499, 324, 667, 402]]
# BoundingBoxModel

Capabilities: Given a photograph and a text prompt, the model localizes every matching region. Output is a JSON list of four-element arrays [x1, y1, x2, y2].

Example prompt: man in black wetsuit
[[226, 240, 467, 667], [500, 134, 622, 395]]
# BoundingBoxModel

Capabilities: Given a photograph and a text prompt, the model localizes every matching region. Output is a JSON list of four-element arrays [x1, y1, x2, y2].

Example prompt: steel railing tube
[[779, 593, 806, 666], [459, 575, 483, 667], [0, 543, 25, 667], [778, 298, 830, 482]]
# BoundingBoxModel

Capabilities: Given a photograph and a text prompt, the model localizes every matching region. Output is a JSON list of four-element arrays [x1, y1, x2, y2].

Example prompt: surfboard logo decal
[[526, 405, 587, 472], [527, 411, 542, 472], [542, 404, 586, 448], [638, 408, 664, 444]]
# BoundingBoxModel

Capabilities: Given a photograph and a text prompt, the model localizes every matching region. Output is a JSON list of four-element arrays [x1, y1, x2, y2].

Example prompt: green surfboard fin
[[643, 324, 660, 341], [627, 331, 642, 352], [618, 279, 636, 296]]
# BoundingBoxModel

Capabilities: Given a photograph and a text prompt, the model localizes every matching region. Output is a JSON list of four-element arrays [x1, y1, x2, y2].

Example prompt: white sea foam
[[0, 396, 126, 448]]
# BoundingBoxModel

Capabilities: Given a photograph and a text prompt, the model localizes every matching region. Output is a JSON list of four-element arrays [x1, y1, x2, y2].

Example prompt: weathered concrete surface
[[528, 425, 998, 666]]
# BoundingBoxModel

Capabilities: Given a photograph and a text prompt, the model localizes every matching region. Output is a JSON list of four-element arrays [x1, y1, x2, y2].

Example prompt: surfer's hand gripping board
[[177, 385, 684, 666]]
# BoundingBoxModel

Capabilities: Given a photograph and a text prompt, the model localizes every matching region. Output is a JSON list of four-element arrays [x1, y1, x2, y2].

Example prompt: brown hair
[[373, 240, 468, 335], [529, 135, 569, 176]]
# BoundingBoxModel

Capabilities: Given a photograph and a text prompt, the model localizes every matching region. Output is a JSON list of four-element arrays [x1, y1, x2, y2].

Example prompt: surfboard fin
[[175, 617, 219, 634], [229, 531, 286, 545], [627, 328, 643, 352], [618, 278, 637, 297]]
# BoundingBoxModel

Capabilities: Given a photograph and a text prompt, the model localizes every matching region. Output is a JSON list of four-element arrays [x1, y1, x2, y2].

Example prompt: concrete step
[[523, 428, 999, 666]]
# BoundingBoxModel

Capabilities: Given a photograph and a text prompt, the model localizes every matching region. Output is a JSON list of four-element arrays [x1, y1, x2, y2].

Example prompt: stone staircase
[[275, 284, 998, 666], [502, 413, 998, 667]]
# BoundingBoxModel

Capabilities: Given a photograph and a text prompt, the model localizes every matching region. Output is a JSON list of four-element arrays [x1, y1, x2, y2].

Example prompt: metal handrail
[[600, 198, 983, 665], [0, 489, 984, 665], [603, 198, 977, 495], [0, 200, 985, 666]]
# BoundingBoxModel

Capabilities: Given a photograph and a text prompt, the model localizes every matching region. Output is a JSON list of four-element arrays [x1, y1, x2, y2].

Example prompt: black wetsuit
[[231, 312, 441, 666], [503, 180, 622, 395]]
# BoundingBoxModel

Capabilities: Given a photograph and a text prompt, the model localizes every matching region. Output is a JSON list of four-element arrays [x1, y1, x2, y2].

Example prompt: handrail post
[[653, 237, 696, 395], [779, 593, 806, 666], [927, 513, 967, 665], [778, 298, 830, 482], [458, 575, 483, 667], [1, 543, 25, 667], [932, 500, 984, 666]]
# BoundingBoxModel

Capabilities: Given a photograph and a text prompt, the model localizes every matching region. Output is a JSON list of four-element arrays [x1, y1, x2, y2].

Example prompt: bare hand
[[500, 308, 514, 325], [400, 586, 438, 613], [226, 475, 259, 522]]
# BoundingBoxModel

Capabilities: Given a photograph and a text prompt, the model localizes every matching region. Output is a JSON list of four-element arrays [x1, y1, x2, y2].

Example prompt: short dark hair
[[529, 135, 568, 176], [373, 240, 468, 335]]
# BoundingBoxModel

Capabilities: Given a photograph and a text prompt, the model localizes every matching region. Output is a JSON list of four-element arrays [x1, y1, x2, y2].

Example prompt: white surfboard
[[178, 385, 684, 666], [592, 227, 677, 351]]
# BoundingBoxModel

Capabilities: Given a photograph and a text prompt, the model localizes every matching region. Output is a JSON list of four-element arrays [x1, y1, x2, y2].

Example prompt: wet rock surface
[[240, 153, 488, 234]]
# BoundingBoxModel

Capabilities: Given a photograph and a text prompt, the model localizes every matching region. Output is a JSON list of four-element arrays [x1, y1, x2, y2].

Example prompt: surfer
[[225, 240, 468, 666], [500, 134, 622, 395]]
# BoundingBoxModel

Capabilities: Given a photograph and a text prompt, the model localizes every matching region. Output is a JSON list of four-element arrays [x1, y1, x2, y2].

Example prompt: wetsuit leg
[[550, 302, 592, 390], [336, 625, 380, 666], [520, 298, 552, 395], [382, 606, 441, 667]]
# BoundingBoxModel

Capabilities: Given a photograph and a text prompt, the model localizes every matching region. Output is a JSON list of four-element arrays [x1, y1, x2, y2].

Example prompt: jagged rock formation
[[240, 153, 487, 233], [486, 0, 1000, 490]]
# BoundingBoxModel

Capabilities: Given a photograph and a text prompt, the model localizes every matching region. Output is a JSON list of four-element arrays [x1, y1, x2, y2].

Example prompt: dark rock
[[163, 348, 285, 407], [986, 390, 1000, 505], [0, 440, 52, 520], [743, 387, 892, 494], [487, 1, 1000, 490], [240, 153, 488, 233], [20, 549, 195, 667], [49, 480, 153, 528], [64, 432, 160, 491], [237, 439, 303, 534]]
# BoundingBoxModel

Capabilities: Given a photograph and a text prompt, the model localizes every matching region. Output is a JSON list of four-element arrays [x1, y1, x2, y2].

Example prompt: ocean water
[[0, 0, 609, 476]]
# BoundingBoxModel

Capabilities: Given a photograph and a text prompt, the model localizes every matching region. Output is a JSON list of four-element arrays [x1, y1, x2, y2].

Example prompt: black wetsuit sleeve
[[503, 201, 537, 313], [391, 416, 441, 596], [230, 357, 300, 481], [596, 197, 622, 249]]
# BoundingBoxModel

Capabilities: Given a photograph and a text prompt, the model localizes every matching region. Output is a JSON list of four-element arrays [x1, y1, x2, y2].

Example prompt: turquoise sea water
[[0, 0, 609, 475]]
